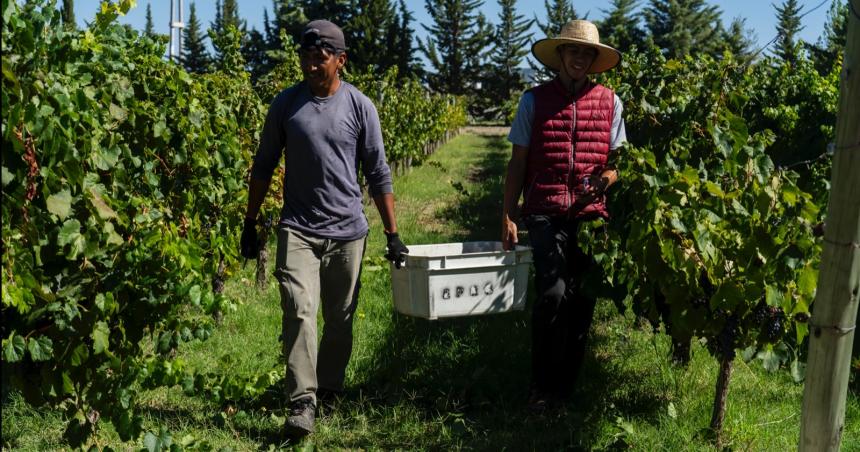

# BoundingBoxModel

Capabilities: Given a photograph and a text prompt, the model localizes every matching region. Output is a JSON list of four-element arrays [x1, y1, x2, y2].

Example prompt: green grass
[[3, 133, 860, 450]]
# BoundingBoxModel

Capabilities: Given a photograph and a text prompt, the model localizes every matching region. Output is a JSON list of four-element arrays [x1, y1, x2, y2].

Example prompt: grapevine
[[584, 48, 832, 443], [0, 0, 464, 446]]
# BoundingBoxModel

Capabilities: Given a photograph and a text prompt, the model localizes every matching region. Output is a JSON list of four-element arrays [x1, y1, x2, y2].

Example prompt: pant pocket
[[274, 226, 300, 315]]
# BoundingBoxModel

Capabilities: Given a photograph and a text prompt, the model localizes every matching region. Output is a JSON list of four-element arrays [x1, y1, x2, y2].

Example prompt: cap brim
[[532, 38, 621, 74]]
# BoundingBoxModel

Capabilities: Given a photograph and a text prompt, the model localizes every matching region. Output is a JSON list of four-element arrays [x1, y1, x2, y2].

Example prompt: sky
[[70, 0, 836, 65]]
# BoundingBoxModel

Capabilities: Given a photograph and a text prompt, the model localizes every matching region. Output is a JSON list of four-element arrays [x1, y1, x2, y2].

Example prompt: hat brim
[[532, 38, 621, 74]]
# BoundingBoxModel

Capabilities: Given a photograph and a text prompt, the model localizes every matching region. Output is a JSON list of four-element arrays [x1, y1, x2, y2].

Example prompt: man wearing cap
[[240, 19, 409, 436], [501, 19, 626, 411]]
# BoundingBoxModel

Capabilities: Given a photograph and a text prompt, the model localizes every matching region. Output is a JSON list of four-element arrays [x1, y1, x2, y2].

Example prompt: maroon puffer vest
[[521, 78, 614, 219]]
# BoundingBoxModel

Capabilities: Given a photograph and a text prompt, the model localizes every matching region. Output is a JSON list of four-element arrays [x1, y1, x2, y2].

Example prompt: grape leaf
[[0, 166, 13, 187], [3, 332, 26, 362], [46, 189, 73, 220], [92, 321, 110, 354], [88, 187, 117, 219], [27, 336, 53, 361]]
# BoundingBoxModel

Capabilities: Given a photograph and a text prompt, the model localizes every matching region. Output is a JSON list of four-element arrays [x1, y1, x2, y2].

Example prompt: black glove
[[384, 232, 409, 269], [240, 217, 259, 259]]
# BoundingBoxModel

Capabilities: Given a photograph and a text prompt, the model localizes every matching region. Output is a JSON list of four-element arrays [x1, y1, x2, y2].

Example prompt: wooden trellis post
[[799, 2, 860, 450]]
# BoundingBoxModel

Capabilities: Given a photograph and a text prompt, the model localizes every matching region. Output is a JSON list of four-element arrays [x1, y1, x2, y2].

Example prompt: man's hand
[[384, 232, 409, 269], [501, 215, 518, 251], [585, 173, 610, 199], [240, 217, 259, 259]]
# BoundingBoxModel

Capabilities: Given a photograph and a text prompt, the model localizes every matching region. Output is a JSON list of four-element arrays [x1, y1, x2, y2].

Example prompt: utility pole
[[168, 0, 185, 63], [799, 1, 860, 450]]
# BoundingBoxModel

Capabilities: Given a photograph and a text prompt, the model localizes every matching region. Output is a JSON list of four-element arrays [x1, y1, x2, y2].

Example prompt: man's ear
[[337, 52, 347, 69]]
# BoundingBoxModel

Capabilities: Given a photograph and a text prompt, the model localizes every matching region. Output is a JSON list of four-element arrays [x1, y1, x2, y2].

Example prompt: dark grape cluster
[[716, 315, 740, 359], [691, 296, 709, 308], [748, 302, 786, 344], [750, 301, 769, 325], [671, 338, 691, 366], [812, 222, 825, 237], [698, 271, 715, 297], [262, 216, 275, 229], [762, 307, 785, 343]]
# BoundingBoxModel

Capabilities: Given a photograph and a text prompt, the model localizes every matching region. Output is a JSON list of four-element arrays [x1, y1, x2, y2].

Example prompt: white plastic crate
[[390, 241, 532, 319]]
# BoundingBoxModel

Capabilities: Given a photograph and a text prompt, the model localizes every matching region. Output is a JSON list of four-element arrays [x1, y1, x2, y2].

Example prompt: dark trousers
[[525, 215, 599, 396]]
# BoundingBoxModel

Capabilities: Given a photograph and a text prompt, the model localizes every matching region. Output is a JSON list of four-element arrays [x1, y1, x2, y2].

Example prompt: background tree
[[722, 17, 756, 64], [183, 2, 211, 73], [773, 0, 804, 66], [469, 12, 496, 99], [209, 24, 246, 75], [485, 0, 533, 119], [236, 7, 280, 80], [419, 0, 493, 96], [144, 2, 155, 37], [536, 0, 577, 34], [388, 0, 421, 79], [530, 0, 578, 82], [806, 0, 848, 73], [211, 0, 247, 65], [212, 0, 246, 32], [350, 0, 398, 72], [244, 28, 270, 80], [302, 0, 353, 29], [644, 0, 724, 58], [599, 0, 646, 52], [61, 0, 75, 29], [265, 0, 308, 62]]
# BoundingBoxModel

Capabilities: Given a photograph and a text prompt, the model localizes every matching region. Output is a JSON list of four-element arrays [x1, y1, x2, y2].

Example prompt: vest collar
[[550, 77, 595, 101]]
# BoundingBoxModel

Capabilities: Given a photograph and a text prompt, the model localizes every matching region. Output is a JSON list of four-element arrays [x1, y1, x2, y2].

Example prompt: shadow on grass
[[131, 135, 668, 450], [135, 398, 295, 450], [348, 135, 666, 450]]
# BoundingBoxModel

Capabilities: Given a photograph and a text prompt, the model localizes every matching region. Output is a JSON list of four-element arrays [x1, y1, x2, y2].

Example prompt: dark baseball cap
[[301, 20, 346, 52]]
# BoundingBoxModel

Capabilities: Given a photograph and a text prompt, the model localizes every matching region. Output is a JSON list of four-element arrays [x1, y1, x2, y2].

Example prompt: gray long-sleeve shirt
[[251, 81, 392, 240]]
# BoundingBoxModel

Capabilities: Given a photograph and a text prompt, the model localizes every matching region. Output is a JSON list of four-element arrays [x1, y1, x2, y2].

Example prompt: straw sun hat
[[532, 20, 621, 74]]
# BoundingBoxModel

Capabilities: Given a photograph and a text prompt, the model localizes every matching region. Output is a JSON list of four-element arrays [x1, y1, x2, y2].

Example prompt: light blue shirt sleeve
[[508, 91, 627, 150], [507, 91, 534, 147], [610, 94, 627, 150]]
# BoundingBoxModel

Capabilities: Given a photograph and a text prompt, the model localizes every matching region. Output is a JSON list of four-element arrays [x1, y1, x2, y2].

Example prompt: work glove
[[384, 232, 409, 269], [240, 217, 259, 259]]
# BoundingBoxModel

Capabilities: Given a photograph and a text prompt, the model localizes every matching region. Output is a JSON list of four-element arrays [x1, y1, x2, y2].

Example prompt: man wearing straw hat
[[501, 19, 626, 412]]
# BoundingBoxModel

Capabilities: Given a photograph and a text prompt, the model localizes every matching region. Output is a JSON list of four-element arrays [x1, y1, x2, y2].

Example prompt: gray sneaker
[[285, 396, 315, 437]]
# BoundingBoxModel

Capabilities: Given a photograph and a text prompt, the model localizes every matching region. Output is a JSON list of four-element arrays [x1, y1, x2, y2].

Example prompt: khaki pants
[[274, 225, 366, 404]]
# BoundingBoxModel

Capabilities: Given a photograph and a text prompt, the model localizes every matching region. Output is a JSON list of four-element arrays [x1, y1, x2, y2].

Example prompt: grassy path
[[3, 133, 859, 450]]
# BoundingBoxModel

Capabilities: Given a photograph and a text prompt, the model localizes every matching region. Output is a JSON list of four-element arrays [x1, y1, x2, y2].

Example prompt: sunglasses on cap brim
[[301, 33, 338, 53]]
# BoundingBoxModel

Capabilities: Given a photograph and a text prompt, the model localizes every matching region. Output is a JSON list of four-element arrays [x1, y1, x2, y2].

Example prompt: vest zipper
[[567, 101, 576, 209]]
